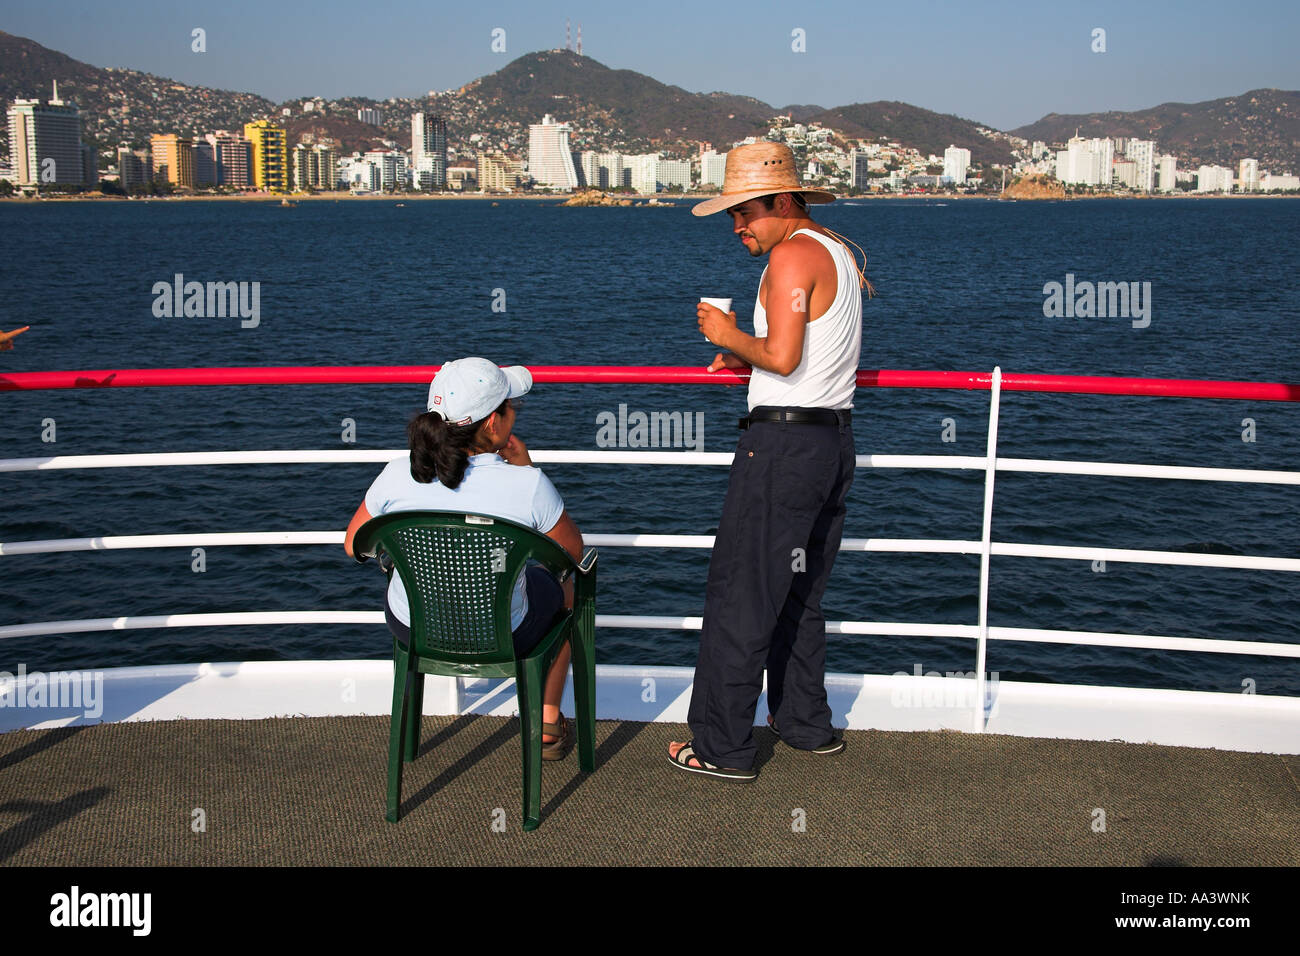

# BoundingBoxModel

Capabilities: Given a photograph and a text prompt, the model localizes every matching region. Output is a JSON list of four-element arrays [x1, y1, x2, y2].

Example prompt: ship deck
[[3, 713, 1297, 866]]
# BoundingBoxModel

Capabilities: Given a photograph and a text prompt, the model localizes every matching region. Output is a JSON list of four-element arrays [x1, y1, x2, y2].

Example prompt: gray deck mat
[[2, 715, 1296, 866]]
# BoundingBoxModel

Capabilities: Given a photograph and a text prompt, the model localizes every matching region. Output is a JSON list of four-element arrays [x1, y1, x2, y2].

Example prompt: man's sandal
[[541, 713, 574, 761], [767, 715, 846, 755], [666, 740, 757, 782]]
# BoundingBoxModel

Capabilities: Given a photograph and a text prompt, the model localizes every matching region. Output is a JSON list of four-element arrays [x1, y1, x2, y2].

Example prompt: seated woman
[[344, 357, 585, 759]]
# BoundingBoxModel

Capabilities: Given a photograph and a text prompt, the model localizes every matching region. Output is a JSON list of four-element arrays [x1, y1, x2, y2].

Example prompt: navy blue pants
[[687, 415, 855, 769]]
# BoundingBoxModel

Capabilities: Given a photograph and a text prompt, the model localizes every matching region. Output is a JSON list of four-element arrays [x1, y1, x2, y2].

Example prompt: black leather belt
[[739, 406, 852, 430]]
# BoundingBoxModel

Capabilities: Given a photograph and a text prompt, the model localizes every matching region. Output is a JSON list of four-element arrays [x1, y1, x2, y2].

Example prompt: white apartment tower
[[1126, 139, 1156, 192], [1157, 155, 1177, 193], [1238, 159, 1259, 193], [700, 149, 727, 187], [411, 112, 447, 190], [942, 146, 970, 184], [1055, 136, 1114, 187], [527, 114, 579, 190], [7, 81, 87, 186], [1196, 165, 1234, 193]]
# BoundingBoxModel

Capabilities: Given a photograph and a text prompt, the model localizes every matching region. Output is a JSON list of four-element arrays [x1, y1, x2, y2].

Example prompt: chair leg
[[570, 625, 597, 773], [404, 667, 424, 763], [518, 659, 545, 832], [386, 651, 412, 823]]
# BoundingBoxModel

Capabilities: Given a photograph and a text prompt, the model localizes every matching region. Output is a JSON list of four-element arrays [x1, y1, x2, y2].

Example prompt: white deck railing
[[4, 365, 1299, 731]]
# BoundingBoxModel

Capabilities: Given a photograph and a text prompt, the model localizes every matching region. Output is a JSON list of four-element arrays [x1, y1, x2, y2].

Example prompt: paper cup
[[699, 298, 732, 341]]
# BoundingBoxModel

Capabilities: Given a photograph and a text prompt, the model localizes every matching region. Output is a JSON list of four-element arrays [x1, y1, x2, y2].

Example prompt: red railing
[[2, 365, 1299, 401]]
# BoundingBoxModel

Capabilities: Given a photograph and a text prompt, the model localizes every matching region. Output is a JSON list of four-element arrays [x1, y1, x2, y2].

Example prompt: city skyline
[[3, 0, 1298, 132]]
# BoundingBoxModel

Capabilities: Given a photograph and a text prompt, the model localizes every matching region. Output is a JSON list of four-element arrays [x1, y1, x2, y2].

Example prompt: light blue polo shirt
[[364, 453, 566, 629]]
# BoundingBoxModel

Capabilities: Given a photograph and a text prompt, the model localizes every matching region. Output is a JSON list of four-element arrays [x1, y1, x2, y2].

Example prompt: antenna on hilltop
[[577, 23, 582, 56], [566, 18, 571, 51]]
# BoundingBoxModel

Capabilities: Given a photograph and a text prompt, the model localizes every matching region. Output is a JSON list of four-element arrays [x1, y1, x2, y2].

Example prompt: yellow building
[[150, 134, 195, 187], [477, 152, 523, 192], [243, 120, 288, 192]]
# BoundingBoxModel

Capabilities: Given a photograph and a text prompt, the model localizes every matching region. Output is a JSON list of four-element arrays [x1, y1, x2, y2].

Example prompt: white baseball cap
[[426, 358, 533, 426]]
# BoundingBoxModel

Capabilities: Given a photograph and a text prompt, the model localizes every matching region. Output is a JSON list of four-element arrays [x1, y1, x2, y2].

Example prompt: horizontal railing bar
[[3, 533, 1295, 571], [995, 457, 1300, 485], [2, 450, 1298, 488], [1, 613, 1295, 659], [0, 533, 340, 555], [990, 542, 1300, 573], [3, 365, 1299, 401], [0, 533, 980, 556]]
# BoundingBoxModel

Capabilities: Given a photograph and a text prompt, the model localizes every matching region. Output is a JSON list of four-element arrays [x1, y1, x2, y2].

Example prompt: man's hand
[[500, 433, 533, 467], [707, 352, 751, 375], [0, 326, 30, 351], [697, 303, 737, 346]]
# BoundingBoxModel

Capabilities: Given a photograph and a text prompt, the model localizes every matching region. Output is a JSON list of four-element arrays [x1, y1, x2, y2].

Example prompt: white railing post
[[974, 367, 1003, 732]]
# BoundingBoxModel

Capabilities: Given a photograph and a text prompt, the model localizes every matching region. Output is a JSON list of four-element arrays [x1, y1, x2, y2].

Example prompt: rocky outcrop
[[560, 189, 633, 206], [1001, 175, 1066, 200]]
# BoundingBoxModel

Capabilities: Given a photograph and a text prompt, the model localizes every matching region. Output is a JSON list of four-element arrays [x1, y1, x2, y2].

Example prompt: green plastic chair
[[353, 510, 597, 832]]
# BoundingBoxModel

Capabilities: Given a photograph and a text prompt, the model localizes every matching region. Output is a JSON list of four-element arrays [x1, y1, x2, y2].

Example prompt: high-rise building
[[357, 108, 382, 125], [244, 120, 289, 192], [117, 146, 151, 190], [364, 150, 407, 190], [1056, 136, 1114, 186], [1112, 160, 1138, 189], [942, 145, 970, 185], [657, 159, 690, 191], [478, 152, 522, 192], [339, 155, 381, 191], [7, 82, 87, 186], [627, 153, 658, 193], [1126, 140, 1156, 192], [1196, 165, 1233, 193], [701, 149, 727, 188], [1260, 173, 1299, 191], [1238, 159, 1259, 193], [150, 134, 195, 187], [310, 145, 337, 190], [592, 151, 623, 190], [411, 113, 447, 190], [292, 144, 311, 192], [848, 149, 873, 189], [206, 132, 253, 188], [193, 141, 215, 187], [1157, 155, 1177, 193], [579, 151, 599, 189], [527, 114, 579, 190]]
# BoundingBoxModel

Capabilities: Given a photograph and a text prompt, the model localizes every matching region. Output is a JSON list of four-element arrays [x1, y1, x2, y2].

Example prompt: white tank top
[[748, 228, 863, 412]]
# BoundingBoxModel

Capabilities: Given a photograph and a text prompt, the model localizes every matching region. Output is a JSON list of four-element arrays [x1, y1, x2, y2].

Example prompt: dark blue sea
[[1, 196, 1298, 696]]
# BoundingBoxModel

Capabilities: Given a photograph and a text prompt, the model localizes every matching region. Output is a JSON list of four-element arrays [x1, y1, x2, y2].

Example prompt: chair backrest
[[354, 510, 574, 665]]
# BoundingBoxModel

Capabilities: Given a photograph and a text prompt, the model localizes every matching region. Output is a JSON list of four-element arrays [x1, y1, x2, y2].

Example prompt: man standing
[[668, 142, 869, 780]]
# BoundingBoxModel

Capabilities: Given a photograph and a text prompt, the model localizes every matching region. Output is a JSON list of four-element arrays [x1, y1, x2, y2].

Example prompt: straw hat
[[692, 142, 836, 217]]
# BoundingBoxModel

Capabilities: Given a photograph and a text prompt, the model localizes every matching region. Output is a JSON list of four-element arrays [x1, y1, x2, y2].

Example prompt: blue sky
[[5, 0, 1297, 129]]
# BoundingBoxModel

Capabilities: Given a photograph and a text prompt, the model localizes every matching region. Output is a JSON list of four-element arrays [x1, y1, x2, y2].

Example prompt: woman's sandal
[[541, 713, 574, 761], [666, 740, 757, 782]]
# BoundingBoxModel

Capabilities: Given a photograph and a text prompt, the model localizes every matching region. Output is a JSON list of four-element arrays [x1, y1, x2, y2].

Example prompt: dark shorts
[[384, 564, 566, 656]]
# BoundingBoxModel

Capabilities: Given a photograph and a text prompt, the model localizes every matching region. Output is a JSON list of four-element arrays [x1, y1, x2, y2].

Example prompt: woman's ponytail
[[407, 411, 477, 488]]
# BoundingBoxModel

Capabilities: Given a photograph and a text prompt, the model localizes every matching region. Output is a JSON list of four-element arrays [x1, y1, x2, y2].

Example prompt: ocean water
[[1, 196, 1297, 695]]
